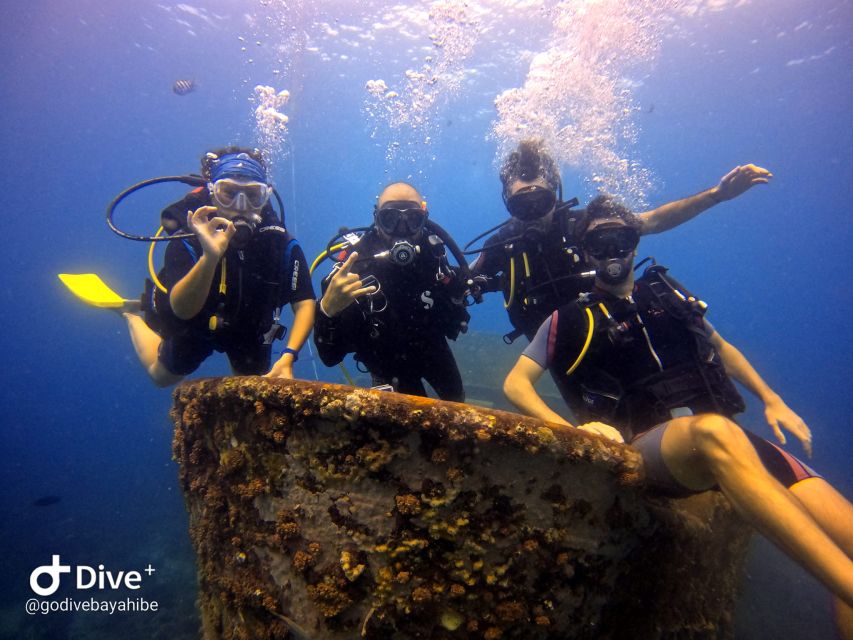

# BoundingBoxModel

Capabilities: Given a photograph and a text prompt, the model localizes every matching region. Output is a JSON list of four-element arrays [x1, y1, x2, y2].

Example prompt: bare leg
[[123, 313, 183, 388], [658, 414, 853, 608], [791, 478, 853, 639]]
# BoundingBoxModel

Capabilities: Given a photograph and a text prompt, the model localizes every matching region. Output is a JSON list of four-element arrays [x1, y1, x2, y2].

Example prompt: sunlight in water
[[251, 0, 750, 197]]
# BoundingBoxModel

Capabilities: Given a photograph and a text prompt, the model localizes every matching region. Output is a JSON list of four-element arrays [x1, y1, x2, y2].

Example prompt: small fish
[[172, 78, 196, 95], [33, 495, 61, 507]]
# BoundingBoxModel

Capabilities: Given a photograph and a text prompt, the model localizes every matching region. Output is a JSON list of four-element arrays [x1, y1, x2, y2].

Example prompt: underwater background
[[0, 0, 850, 638]]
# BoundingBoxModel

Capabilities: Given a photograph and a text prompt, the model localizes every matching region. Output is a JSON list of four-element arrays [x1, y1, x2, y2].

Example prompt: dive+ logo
[[30, 555, 154, 596], [30, 556, 70, 596]]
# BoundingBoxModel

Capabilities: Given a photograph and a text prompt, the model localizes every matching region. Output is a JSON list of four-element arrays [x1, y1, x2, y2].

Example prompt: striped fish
[[172, 78, 196, 95]]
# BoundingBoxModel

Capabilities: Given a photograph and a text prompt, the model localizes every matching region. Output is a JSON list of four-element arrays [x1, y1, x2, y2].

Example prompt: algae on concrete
[[172, 377, 750, 640]]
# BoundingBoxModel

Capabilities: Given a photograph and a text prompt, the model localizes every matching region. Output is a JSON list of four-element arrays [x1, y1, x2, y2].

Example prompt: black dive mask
[[505, 186, 557, 221], [375, 201, 428, 238], [583, 224, 639, 285]]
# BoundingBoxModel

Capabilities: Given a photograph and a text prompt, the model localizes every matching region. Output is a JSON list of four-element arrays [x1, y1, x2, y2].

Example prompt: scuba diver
[[59, 146, 315, 387], [468, 138, 773, 342], [313, 182, 472, 402], [503, 195, 853, 630]]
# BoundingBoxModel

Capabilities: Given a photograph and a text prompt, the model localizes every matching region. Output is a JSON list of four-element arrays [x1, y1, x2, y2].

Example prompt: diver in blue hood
[[61, 146, 316, 387]]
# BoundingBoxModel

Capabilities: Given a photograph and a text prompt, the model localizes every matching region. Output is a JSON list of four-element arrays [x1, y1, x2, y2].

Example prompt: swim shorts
[[631, 420, 821, 496], [158, 330, 271, 376]]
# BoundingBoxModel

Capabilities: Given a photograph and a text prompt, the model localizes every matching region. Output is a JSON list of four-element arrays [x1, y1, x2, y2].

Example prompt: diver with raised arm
[[503, 195, 853, 632], [469, 139, 772, 342]]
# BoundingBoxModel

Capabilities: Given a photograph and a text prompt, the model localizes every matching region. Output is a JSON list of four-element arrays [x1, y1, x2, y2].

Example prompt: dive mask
[[210, 178, 271, 212], [582, 224, 640, 260], [375, 201, 428, 237], [582, 223, 639, 285], [505, 186, 557, 221]]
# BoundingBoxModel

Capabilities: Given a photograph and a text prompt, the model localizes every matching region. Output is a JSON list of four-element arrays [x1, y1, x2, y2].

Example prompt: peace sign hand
[[320, 252, 378, 317]]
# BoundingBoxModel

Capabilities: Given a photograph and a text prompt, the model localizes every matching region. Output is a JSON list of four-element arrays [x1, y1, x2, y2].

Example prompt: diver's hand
[[266, 356, 294, 380], [188, 205, 235, 260], [764, 395, 813, 458], [467, 274, 489, 303], [711, 164, 773, 202], [577, 421, 625, 443], [320, 252, 377, 317]]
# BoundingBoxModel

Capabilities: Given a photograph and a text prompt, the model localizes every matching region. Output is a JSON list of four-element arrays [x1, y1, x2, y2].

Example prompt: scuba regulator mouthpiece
[[229, 213, 262, 250], [374, 240, 419, 266], [582, 222, 640, 285], [597, 257, 633, 285]]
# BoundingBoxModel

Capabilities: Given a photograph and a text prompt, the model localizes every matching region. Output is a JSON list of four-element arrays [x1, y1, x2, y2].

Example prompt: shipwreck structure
[[172, 377, 751, 640]]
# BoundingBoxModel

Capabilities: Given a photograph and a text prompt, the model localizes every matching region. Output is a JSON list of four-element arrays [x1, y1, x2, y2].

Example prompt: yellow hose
[[310, 250, 329, 275], [218, 257, 227, 295], [310, 242, 349, 275], [504, 257, 516, 309], [148, 227, 168, 293], [566, 307, 595, 376], [521, 252, 532, 305], [339, 363, 355, 386]]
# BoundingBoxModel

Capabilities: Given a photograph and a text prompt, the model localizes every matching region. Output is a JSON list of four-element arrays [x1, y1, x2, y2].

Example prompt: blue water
[[0, 1, 850, 638]]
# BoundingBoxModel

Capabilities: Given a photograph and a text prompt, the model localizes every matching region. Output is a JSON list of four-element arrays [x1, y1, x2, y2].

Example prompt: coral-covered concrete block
[[172, 377, 750, 640]]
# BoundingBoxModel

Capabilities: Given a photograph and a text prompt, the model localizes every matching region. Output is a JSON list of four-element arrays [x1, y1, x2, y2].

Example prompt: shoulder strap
[[640, 265, 707, 319], [558, 199, 585, 242]]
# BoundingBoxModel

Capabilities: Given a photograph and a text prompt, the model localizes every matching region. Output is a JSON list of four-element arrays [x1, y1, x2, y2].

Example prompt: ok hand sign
[[187, 205, 235, 260]]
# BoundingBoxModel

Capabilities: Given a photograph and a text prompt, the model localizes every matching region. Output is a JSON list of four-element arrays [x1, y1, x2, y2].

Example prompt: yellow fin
[[58, 273, 129, 308]]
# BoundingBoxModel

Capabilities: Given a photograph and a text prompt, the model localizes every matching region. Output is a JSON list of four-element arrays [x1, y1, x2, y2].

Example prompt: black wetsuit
[[144, 189, 315, 376], [472, 202, 592, 340], [523, 265, 819, 492], [313, 230, 470, 401]]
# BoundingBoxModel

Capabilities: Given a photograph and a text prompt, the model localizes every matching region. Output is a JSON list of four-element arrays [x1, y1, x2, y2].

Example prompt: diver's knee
[[151, 373, 178, 388], [149, 362, 182, 388], [690, 414, 743, 459]]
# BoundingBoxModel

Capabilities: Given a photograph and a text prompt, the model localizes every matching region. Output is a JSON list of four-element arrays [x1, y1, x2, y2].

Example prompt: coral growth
[[172, 377, 749, 639]]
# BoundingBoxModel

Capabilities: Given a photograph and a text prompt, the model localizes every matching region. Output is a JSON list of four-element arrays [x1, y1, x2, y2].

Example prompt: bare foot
[[110, 299, 141, 317]]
